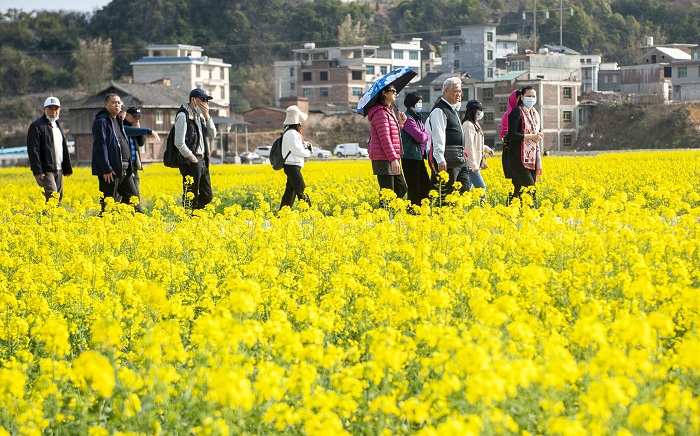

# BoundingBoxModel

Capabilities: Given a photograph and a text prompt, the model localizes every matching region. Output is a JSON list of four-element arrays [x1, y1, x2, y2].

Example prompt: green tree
[[72, 37, 113, 93], [338, 14, 367, 46]]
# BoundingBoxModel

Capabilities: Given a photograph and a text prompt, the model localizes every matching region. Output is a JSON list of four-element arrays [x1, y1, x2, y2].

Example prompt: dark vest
[[178, 105, 210, 164], [432, 99, 464, 150]]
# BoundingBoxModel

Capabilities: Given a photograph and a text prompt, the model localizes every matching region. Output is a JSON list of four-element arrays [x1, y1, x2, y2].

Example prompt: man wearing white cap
[[27, 96, 73, 202]]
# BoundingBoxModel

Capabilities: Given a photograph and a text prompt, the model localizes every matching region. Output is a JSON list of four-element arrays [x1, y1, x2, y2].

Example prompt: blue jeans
[[468, 170, 486, 201]]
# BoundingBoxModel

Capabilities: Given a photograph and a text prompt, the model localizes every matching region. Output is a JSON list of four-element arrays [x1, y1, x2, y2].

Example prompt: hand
[[390, 160, 401, 175], [536, 174, 541, 183], [35, 174, 45, 181], [397, 112, 407, 127], [198, 101, 210, 119], [152, 131, 161, 141], [188, 155, 198, 163], [438, 161, 447, 172], [486, 146, 494, 157], [472, 169, 480, 174], [103, 172, 115, 183]]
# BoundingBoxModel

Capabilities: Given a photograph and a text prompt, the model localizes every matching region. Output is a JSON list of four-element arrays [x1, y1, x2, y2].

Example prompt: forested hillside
[[1, 0, 700, 109]]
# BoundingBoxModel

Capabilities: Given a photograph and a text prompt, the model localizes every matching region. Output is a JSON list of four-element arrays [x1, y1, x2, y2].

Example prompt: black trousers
[[401, 158, 431, 206], [377, 173, 408, 199], [280, 164, 310, 209], [179, 160, 213, 210], [97, 172, 142, 213], [431, 163, 470, 204]]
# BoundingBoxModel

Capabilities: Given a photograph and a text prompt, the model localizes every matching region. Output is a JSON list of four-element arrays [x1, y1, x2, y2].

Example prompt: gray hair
[[442, 77, 462, 93]]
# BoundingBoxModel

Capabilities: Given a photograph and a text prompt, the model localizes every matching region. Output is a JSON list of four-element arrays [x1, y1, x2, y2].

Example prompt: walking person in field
[[368, 83, 408, 203], [27, 96, 73, 202], [400, 91, 431, 206], [462, 99, 494, 202], [505, 85, 544, 205], [92, 94, 142, 213], [173, 88, 217, 210], [279, 105, 312, 210]]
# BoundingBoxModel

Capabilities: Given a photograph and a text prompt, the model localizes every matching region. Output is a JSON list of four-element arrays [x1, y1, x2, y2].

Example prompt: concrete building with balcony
[[273, 39, 423, 111], [131, 44, 231, 116], [598, 62, 621, 92]]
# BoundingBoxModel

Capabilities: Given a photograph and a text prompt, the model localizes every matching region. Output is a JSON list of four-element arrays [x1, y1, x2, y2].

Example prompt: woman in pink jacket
[[367, 84, 408, 201]]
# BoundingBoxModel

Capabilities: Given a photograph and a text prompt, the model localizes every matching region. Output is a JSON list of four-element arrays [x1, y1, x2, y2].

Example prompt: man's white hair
[[442, 77, 462, 93]]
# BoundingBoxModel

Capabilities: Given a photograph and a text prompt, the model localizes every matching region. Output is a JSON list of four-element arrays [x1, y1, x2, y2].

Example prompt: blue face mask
[[194, 106, 203, 115], [414, 103, 423, 112], [523, 97, 537, 108]]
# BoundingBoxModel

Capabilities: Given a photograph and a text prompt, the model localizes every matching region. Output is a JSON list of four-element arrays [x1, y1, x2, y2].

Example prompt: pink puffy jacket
[[367, 104, 401, 161]]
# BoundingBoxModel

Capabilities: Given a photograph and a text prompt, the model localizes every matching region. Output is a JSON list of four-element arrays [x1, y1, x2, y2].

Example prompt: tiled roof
[[68, 82, 223, 110], [495, 70, 528, 81]]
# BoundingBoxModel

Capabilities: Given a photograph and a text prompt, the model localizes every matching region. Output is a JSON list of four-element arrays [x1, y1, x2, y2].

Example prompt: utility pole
[[533, 0, 537, 51], [560, 0, 563, 46]]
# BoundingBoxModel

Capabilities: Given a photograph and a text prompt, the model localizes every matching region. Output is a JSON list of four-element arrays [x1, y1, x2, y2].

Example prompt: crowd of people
[[27, 78, 543, 214], [364, 76, 543, 208]]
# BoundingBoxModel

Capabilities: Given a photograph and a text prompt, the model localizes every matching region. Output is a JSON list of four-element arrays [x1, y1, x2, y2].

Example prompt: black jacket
[[92, 108, 131, 176], [27, 115, 73, 176]]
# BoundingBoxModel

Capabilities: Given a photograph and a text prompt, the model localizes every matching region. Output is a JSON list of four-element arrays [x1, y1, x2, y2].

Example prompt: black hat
[[189, 88, 213, 101], [126, 107, 142, 117], [466, 100, 486, 110]]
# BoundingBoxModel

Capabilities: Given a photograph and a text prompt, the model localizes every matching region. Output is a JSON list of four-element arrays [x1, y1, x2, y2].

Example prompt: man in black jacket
[[27, 96, 73, 202], [92, 94, 142, 213]]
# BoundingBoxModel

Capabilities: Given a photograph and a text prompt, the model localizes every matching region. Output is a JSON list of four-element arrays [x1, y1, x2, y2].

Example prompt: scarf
[[520, 106, 542, 173]]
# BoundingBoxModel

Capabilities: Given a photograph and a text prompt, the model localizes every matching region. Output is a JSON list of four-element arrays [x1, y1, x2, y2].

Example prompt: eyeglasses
[[386, 89, 398, 94]]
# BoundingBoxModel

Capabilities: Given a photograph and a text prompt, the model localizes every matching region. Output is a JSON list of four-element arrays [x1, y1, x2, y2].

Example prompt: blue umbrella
[[356, 67, 418, 117]]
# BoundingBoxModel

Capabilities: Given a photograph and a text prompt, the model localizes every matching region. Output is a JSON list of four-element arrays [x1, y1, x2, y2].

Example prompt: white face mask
[[477, 111, 484, 121], [523, 97, 537, 108], [46, 116, 58, 123], [414, 103, 423, 112], [453, 102, 461, 112], [194, 106, 202, 115]]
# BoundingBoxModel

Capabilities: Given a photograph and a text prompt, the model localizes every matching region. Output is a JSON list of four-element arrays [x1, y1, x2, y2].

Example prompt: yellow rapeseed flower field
[[1, 151, 699, 434]]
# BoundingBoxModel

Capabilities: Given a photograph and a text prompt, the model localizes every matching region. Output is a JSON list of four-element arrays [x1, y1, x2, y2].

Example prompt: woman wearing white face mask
[[505, 85, 544, 206], [462, 99, 494, 203], [400, 91, 431, 206]]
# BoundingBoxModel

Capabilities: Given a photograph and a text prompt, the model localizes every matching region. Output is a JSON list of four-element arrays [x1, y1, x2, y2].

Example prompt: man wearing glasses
[[428, 77, 469, 201], [172, 88, 217, 210]]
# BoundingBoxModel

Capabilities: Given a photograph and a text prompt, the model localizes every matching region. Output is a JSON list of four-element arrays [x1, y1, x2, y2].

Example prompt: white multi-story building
[[441, 25, 515, 81], [131, 44, 231, 115]]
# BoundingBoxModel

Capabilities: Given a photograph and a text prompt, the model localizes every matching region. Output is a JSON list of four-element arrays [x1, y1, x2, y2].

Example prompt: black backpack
[[269, 128, 291, 170], [163, 124, 180, 168]]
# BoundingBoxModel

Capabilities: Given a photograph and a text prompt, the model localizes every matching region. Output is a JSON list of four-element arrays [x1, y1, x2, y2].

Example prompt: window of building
[[563, 111, 573, 122], [220, 87, 225, 99], [678, 66, 688, 78], [209, 69, 213, 79], [487, 68, 493, 78], [441, 43, 447, 55], [320, 87, 329, 97], [584, 70, 591, 79], [303, 88, 312, 98], [579, 108, 586, 123], [394, 50, 404, 59], [487, 32, 493, 42], [380, 66, 387, 75], [409, 51, 419, 60], [195, 65, 201, 78], [290, 82, 296, 91], [426, 64, 431, 73], [366, 65, 375, 75], [454, 60, 460, 69], [290, 68, 295, 77], [499, 102, 507, 113], [453, 43, 460, 53], [483, 88, 494, 100], [487, 50, 493, 61], [352, 87, 363, 96], [563, 87, 572, 98], [156, 110, 163, 125], [320, 71, 329, 81], [484, 112, 494, 123], [302, 72, 312, 81], [698, 65, 700, 77], [352, 70, 362, 80], [563, 135, 572, 147], [612, 75, 617, 83]]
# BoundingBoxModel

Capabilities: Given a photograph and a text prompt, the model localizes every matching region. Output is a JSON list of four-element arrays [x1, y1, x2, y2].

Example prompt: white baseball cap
[[44, 96, 61, 107]]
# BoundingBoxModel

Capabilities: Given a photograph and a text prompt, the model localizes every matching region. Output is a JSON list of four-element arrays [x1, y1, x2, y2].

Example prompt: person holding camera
[[279, 105, 312, 210]]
